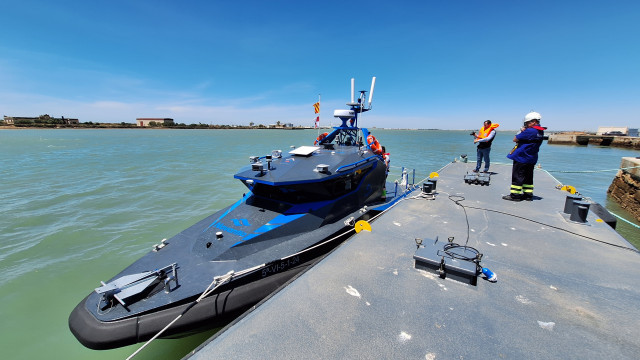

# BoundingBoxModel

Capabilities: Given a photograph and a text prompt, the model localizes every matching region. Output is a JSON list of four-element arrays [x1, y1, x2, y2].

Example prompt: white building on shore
[[596, 126, 639, 137], [136, 118, 174, 127]]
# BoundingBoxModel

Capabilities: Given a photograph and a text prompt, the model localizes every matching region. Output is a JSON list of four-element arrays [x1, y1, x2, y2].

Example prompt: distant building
[[136, 118, 174, 127], [597, 126, 631, 136], [60, 116, 79, 124], [266, 123, 294, 129]]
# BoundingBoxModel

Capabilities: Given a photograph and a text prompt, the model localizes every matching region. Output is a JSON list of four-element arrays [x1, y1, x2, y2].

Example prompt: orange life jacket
[[314, 132, 328, 145], [367, 134, 382, 155], [477, 123, 499, 149], [478, 123, 499, 139]]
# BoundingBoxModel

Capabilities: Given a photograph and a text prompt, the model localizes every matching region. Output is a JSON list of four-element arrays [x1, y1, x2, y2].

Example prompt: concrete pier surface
[[187, 162, 640, 360]]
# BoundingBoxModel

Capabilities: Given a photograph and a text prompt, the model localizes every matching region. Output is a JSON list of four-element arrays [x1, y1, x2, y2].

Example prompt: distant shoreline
[[0, 125, 493, 131], [0, 124, 307, 130], [2, 125, 614, 133]]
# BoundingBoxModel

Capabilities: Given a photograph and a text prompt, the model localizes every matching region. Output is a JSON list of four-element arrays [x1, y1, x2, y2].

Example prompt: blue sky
[[1, 0, 638, 130]]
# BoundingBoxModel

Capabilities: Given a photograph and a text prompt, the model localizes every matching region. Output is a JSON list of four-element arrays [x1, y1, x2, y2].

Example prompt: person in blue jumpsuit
[[503, 111, 546, 202]]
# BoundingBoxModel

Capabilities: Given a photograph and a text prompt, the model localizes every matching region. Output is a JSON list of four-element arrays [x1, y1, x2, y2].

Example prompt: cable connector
[[481, 267, 497, 282]]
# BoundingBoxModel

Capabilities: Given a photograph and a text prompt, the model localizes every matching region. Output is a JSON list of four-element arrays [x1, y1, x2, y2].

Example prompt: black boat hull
[[68, 216, 369, 350], [69, 259, 309, 350]]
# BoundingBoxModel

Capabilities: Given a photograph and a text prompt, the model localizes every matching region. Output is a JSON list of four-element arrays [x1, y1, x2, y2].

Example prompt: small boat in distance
[[69, 77, 416, 350]]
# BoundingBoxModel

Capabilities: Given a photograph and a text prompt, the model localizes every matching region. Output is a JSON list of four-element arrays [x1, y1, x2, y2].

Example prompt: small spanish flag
[[313, 102, 320, 114]]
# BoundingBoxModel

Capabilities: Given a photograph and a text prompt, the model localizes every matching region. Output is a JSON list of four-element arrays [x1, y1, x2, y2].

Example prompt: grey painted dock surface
[[187, 162, 640, 359]]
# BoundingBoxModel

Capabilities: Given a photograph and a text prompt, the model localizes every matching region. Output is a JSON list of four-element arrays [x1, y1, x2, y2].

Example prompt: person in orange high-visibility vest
[[472, 120, 499, 173], [367, 133, 382, 155]]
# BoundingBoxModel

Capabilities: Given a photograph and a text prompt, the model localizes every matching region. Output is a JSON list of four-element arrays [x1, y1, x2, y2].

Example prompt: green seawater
[[1, 128, 638, 359]]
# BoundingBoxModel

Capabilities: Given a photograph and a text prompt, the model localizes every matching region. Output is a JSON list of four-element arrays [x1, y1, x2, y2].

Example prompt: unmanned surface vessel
[[69, 77, 415, 350]]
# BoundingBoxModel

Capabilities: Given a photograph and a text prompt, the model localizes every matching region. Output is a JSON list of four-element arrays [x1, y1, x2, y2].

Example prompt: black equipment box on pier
[[413, 239, 479, 286]]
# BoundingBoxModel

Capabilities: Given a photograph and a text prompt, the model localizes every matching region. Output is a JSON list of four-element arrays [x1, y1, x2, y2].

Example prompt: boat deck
[[187, 162, 640, 359]]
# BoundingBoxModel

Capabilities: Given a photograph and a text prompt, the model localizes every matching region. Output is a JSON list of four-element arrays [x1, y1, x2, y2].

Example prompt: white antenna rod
[[350, 78, 355, 104], [368, 77, 376, 107]]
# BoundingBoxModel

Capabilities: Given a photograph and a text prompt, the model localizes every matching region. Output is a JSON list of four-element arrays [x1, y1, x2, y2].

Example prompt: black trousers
[[510, 161, 535, 196]]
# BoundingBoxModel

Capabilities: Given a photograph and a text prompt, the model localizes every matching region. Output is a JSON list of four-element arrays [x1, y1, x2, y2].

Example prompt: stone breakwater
[[548, 133, 640, 149], [608, 157, 640, 222]]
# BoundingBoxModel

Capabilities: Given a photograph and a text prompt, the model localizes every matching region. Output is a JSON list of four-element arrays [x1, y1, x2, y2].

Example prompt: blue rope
[[609, 212, 640, 229], [544, 165, 640, 174]]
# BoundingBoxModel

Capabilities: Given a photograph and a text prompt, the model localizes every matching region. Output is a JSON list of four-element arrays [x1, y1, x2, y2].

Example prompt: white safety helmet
[[524, 111, 542, 122]]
